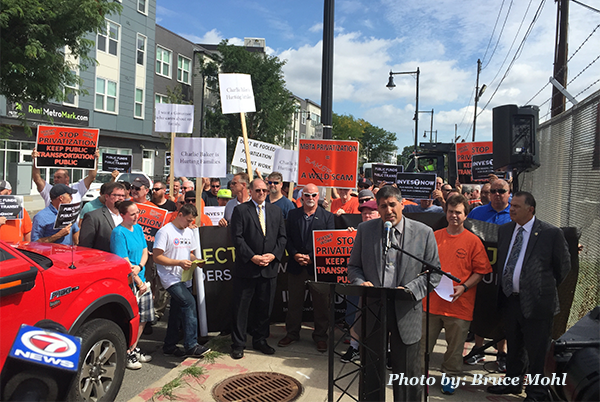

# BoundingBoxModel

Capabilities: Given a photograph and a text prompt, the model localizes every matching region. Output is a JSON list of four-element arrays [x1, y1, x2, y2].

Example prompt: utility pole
[[472, 59, 481, 142], [551, 0, 569, 117], [321, 0, 334, 139]]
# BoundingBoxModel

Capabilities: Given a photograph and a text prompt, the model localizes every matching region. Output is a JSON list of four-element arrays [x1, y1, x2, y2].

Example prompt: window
[[177, 55, 191, 84], [96, 78, 117, 113], [156, 47, 171, 77], [137, 0, 147, 14], [97, 21, 120, 56], [155, 94, 169, 104], [136, 34, 146, 66], [135, 88, 144, 118], [63, 71, 78, 106], [301, 112, 307, 125]]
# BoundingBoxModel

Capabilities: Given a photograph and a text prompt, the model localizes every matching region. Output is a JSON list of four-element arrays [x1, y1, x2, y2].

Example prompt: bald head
[[302, 183, 319, 211]]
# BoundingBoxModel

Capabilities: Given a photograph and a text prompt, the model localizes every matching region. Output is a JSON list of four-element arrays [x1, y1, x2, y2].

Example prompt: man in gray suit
[[488, 192, 570, 401], [348, 185, 440, 401], [79, 182, 126, 252]]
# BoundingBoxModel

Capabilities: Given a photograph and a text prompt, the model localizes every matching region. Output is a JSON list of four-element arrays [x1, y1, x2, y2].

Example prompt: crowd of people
[[0, 155, 571, 402]]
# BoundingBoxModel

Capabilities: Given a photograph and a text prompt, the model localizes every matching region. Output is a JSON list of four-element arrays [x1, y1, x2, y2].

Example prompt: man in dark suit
[[348, 185, 440, 401], [230, 178, 287, 359], [79, 182, 126, 252], [277, 183, 334, 352], [488, 191, 570, 401]]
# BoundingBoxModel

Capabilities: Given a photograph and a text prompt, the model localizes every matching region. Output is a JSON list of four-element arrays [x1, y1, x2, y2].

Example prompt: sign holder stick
[[169, 131, 175, 197], [240, 113, 253, 180], [288, 182, 295, 200]]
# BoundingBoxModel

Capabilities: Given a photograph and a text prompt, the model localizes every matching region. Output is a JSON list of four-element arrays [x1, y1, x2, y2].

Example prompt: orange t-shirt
[[424, 228, 492, 321], [331, 196, 359, 214], [402, 199, 418, 206], [0, 209, 32, 243]]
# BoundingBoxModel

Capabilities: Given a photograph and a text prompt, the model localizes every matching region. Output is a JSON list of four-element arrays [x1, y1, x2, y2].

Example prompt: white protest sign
[[155, 103, 194, 133], [218, 73, 256, 114], [272, 148, 299, 182], [231, 136, 280, 173], [173, 138, 227, 178], [204, 206, 225, 226]]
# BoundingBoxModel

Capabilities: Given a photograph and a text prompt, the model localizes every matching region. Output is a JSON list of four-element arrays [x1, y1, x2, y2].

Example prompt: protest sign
[[137, 203, 169, 250], [35, 125, 98, 169], [231, 137, 280, 173], [455, 141, 493, 183], [272, 148, 299, 182], [204, 206, 225, 226], [173, 138, 227, 178], [53, 202, 81, 229], [313, 230, 357, 283], [372, 163, 404, 184], [395, 172, 437, 199], [218, 73, 256, 114], [0, 196, 24, 220], [298, 139, 359, 188], [154, 103, 194, 134], [102, 153, 132, 172], [471, 153, 494, 181]]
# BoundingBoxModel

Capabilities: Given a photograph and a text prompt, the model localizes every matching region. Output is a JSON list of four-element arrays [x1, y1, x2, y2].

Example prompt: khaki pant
[[421, 313, 471, 376]]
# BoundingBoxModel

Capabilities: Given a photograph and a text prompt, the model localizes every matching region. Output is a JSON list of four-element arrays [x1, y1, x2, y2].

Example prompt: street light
[[291, 109, 311, 150], [417, 109, 434, 142], [386, 68, 420, 155]]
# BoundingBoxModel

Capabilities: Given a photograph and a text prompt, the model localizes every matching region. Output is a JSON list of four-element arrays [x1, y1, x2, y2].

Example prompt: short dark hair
[[375, 185, 402, 204], [104, 181, 125, 195], [267, 172, 283, 182], [118, 180, 131, 191], [115, 200, 135, 215], [514, 191, 536, 214], [179, 203, 198, 217], [235, 172, 250, 186], [210, 178, 220, 184], [154, 181, 165, 189], [446, 194, 469, 213]]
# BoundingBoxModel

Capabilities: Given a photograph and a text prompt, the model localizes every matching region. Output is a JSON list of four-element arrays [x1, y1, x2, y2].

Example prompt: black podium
[[308, 281, 414, 402]]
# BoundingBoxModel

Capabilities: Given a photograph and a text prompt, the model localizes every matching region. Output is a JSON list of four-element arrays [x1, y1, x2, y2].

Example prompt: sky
[[156, 0, 600, 153]]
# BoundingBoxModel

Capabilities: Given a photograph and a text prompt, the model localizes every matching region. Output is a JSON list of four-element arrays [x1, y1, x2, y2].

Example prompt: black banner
[[396, 172, 437, 199], [102, 153, 132, 172], [7, 102, 90, 127], [35, 125, 99, 169], [372, 163, 403, 184], [471, 153, 494, 181], [0, 196, 24, 220], [53, 202, 81, 229]]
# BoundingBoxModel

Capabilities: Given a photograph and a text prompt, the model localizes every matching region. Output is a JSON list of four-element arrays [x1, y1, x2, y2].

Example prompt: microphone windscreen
[[384, 221, 392, 229]]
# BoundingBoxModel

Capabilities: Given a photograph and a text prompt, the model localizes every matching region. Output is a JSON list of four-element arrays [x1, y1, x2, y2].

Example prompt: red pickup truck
[[0, 241, 139, 401]]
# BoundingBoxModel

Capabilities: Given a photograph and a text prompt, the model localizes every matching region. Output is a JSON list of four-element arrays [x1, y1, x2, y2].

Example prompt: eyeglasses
[[185, 198, 196, 203], [151, 188, 162, 192], [490, 189, 508, 194], [177, 201, 185, 205], [268, 181, 280, 185], [254, 189, 269, 194], [303, 193, 318, 198], [211, 184, 220, 188]]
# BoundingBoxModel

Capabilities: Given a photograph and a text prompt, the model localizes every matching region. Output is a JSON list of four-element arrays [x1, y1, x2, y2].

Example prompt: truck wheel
[[67, 319, 127, 402]]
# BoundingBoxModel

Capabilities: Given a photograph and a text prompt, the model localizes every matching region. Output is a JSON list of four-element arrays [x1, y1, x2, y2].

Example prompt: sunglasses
[[254, 189, 269, 193], [151, 188, 162, 192], [268, 181, 280, 185], [303, 193, 318, 198], [185, 198, 196, 203], [177, 201, 185, 205], [211, 184, 220, 188], [359, 198, 372, 203], [490, 189, 508, 194]]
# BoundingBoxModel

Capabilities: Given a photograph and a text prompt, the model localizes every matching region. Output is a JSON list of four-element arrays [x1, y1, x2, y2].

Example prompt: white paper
[[230, 136, 280, 173], [204, 206, 225, 226], [192, 227, 208, 337], [155, 103, 194, 133], [173, 137, 227, 178], [218, 73, 256, 114], [434, 274, 455, 302], [272, 148, 299, 182]]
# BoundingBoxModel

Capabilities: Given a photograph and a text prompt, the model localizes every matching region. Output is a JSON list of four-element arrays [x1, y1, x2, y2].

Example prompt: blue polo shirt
[[467, 202, 511, 225], [32, 204, 79, 245]]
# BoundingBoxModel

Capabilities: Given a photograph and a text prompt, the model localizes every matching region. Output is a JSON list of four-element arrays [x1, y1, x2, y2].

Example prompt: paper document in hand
[[434, 274, 455, 302]]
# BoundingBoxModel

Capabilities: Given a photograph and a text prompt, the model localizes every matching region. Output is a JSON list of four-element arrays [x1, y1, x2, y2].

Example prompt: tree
[[0, 0, 122, 106], [361, 124, 397, 163], [397, 145, 421, 167], [202, 40, 296, 161], [332, 113, 365, 141]]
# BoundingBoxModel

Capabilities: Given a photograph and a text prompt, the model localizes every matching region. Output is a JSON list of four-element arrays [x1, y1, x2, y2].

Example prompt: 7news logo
[[10, 326, 81, 371]]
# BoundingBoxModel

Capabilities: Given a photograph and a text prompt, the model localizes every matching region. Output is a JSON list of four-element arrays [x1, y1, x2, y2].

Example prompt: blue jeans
[[164, 283, 198, 352]]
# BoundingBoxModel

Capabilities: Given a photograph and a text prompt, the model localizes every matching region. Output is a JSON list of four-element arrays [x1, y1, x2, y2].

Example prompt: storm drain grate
[[213, 372, 303, 402]]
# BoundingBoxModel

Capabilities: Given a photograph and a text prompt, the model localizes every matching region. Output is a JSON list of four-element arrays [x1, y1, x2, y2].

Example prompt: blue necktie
[[503, 227, 524, 297]]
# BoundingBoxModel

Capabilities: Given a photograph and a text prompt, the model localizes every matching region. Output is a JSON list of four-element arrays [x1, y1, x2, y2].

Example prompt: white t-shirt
[[154, 222, 198, 289], [40, 180, 88, 207]]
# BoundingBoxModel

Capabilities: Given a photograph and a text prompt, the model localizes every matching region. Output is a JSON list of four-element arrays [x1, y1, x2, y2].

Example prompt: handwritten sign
[[0, 196, 24, 220], [155, 103, 194, 134], [173, 138, 227, 178], [272, 148, 299, 182], [53, 202, 81, 229], [298, 139, 359, 189], [102, 153, 132, 172], [231, 137, 280, 173], [35, 125, 98, 169], [313, 230, 357, 283], [137, 203, 169, 250], [218, 73, 256, 114]]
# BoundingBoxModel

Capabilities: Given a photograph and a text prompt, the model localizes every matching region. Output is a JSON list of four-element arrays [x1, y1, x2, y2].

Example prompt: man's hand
[[431, 189, 443, 201], [0, 217, 6, 226], [450, 285, 465, 302], [57, 223, 72, 238], [32, 149, 39, 159], [218, 218, 228, 227], [361, 281, 374, 287], [179, 259, 193, 270], [294, 253, 310, 266], [335, 208, 345, 216], [131, 265, 141, 275], [111, 170, 119, 181]]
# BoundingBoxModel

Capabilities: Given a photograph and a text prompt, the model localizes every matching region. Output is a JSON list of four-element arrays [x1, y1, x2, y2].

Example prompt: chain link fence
[[520, 89, 600, 328]]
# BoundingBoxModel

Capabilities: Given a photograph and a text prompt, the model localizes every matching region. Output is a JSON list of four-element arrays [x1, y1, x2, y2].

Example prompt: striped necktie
[[503, 227, 524, 297], [258, 205, 266, 235]]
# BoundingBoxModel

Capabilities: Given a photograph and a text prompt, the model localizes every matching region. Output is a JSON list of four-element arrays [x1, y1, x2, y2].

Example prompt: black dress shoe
[[253, 342, 275, 355], [487, 384, 523, 395], [231, 349, 244, 359]]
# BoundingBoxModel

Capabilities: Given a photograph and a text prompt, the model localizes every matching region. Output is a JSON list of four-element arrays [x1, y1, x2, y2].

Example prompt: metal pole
[[414, 68, 420, 155], [430, 109, 434, 143], [321, 0, 334, 140], [472, 59, 481, 142], [551, 0, 569, 117]]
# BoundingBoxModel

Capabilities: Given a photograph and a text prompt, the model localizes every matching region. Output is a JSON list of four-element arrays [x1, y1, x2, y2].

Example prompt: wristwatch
[[461, 283, 469, 292]]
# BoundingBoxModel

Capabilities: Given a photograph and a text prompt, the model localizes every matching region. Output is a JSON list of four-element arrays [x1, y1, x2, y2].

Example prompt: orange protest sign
[[313, 229, 357, 284], [136, 203, 169, 250], [35, 125, 99, 169], [455, 141, 493, 183], [298, 139, 359, 188]]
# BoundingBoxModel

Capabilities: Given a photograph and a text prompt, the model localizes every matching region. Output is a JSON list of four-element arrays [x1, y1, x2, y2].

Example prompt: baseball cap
[[50, 183, 78, 199], [358, 189, 374, 200], [217, 189, 233, 199], [358, 199, 378, 212], [358, 178, 373, 188], [131, 176, 150, 189], [0, 180, 11, 191], [184, 190, 196, 200]]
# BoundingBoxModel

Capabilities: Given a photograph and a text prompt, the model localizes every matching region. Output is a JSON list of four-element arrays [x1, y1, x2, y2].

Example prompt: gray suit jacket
[[79, 206, 116, 253], [348, 217, 441, 344], [497, 218, 570, 320]]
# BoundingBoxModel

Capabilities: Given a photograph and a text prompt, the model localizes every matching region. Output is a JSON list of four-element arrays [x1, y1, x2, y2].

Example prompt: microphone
[[384, 221, 392, 250]]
